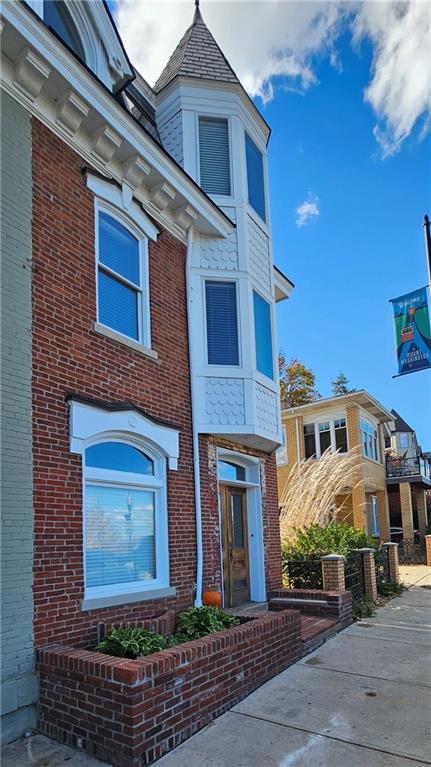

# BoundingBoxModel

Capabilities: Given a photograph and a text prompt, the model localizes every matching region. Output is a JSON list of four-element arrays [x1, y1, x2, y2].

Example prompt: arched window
[[84, 439, 169, 599], [44, 1, 86, 62]]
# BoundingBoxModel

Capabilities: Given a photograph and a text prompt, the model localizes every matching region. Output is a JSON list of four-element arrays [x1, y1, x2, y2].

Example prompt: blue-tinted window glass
[[205, 282, 239, 365], [98, 270, 138, 340], [85, 486, 155, 588], [245, 133, 266, 222], [86, 442, 154, 474], [99, 213, 140, 285], [44, 1, 85, 61], [218, 461, 246, 482], [253, 291, 273, 378]]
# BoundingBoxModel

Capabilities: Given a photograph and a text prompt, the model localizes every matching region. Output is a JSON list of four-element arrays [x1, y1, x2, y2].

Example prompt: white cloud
[[114, 0, 431, 156], [295, 196, 320, 227]]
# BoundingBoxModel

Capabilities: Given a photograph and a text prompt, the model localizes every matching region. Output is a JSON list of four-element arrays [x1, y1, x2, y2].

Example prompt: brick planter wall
[[269, 589, 352, 628], [38, 610, 301, 766]]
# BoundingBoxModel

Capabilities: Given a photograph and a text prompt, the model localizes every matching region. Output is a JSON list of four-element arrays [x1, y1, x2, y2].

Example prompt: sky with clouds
[[112, 0, 431, 446]]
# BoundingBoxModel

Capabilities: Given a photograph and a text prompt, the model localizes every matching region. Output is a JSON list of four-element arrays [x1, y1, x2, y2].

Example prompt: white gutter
[[186, 227, 203, 607]]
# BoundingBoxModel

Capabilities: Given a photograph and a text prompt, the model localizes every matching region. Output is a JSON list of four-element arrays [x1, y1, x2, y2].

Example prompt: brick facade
[[30, 118, 282, 650], [38, 610, 301, 766]]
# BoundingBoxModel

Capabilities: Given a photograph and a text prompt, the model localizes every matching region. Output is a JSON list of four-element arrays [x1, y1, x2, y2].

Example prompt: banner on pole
[[390, 287, 431, 376]]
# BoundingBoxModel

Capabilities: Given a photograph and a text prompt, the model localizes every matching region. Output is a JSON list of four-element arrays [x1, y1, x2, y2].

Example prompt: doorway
[[219, 485, 250, 607]]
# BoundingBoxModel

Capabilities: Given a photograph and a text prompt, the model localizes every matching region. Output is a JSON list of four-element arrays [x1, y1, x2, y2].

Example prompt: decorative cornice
[[122, 154, 151, 189], [150, 181, 176, 211], [174, 203, 198, 231], [56, 89, 89, 136], [13, 46, 50, 101], [91, 124, 122, 163]]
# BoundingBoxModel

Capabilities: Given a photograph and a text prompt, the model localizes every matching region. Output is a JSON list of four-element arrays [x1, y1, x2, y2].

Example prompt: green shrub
[[352, 597, 375, 621], [282, 522, 377, 563], [96, 627, 170, 659], [377, 580, 406, 598], [173, 606, 240, 643]]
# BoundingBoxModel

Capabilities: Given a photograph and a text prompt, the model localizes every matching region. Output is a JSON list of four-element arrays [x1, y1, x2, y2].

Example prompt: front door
[[220, 486, 250, 606]]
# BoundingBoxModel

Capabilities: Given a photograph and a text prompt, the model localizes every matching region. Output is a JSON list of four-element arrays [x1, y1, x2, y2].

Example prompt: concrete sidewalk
[[158, 578, 431, 766], [3, 569, 430, 767]]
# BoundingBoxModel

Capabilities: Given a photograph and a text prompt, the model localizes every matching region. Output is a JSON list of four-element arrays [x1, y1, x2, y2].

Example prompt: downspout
[[186, 226, 203, 607]]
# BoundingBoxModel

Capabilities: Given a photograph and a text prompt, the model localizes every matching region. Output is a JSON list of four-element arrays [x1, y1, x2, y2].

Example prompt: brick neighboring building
[[1, 0, 293, 743]]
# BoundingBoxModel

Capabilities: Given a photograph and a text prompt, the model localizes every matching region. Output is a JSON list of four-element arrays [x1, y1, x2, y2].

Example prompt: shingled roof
[[154, 6, 240, 93], [391, 409, 415, 434]]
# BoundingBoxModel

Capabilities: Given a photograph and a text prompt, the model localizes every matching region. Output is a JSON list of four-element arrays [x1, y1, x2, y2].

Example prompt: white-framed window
[[253, 290, 274, 379], [276, 426, 288, 466], [69, 399, 179, 607], [245, 132, 266, 222], [96, 204, 150, 345], [43, 0, 86, 61], [304, 417, 348, 459], [360, 419, 379, 461], [205, 280, 240, 365], [84, 438, 169, 599], [198, 116, 231, 196]]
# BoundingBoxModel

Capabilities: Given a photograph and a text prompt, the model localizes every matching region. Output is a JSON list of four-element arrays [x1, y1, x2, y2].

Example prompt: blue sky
[[267, 34, 431, 448], [111, 2, 431, 448]]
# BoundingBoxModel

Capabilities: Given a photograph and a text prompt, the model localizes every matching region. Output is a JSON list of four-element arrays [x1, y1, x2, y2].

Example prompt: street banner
[[390, 287, 431, 376]]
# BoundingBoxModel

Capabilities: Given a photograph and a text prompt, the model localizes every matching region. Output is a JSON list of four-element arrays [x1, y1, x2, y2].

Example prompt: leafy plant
[[282, 522, 377, 563], [377, 580, 406, 598], [173, 606, 240, 643], [352, 597, 375, 621], [96, 627, 170, 659]]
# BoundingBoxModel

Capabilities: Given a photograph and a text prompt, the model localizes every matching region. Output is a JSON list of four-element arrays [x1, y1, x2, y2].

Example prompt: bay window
[[253, 290, 273, 379], [360, 419, 379, 461], [245, 132, 266, 222]]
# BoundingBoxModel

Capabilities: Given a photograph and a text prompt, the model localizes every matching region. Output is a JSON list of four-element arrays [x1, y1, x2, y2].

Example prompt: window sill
[[92, 322, 158, 360], [81, 585, 176, 611]]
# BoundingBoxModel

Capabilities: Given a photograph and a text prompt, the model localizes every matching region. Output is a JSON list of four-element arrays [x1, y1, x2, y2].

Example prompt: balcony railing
[[386, 456, 431, 480]]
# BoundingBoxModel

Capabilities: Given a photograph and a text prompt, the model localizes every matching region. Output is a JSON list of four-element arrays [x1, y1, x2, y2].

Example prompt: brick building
[[1, 1, 292, 742]]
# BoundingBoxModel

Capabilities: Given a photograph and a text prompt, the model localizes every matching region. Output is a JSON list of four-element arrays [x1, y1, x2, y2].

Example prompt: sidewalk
[[3, 570, 430, 767], [158, 576, 431, 766]]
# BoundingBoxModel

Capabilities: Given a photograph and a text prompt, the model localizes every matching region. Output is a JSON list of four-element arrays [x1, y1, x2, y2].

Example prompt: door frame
[[216, 448, 266, 606], [219, 484, 250, 607]]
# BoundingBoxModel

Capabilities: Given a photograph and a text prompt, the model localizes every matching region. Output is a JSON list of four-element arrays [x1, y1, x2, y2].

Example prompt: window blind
[[85, 485, 156, 588], [98, 270, 138, 340], [199, 118, 231, 196], [99, 212, 140, 285], [245, 133, 266, 222], [253, 291, 273, 378], [205, 281, 239, 365]]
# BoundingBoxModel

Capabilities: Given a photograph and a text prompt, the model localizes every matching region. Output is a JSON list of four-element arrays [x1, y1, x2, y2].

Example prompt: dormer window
[[245, 133, 266, 222], [198, 117, 231, 196], [44, 0, 85, 62]]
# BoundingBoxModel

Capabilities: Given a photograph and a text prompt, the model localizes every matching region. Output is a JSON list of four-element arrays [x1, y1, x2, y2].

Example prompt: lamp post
[[424, 214, 431, 288]]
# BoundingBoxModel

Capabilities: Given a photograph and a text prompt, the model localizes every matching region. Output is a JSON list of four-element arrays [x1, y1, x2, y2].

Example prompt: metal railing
[[398, 538, 426, 564], [283, 558, 323, 590], [374, 546, 391, 593], [386, 456, 431, 480], [344, 552, 365, 602]]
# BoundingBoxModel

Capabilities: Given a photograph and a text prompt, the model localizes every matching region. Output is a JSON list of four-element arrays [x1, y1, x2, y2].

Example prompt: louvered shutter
[[199, 118, 231, 196], [205, 281, 239, 365]]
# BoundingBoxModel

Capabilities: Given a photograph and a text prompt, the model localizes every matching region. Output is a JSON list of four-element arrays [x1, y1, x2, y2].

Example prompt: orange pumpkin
[[202, 591, 222, 608]]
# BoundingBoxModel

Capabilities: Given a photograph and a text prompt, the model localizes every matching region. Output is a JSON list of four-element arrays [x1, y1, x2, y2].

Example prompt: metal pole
[[423, 214, 431, 288]]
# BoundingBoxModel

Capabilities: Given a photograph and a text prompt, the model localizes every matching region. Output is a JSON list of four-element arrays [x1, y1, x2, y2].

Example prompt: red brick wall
[[31, 119, 196, 648], [38, 609, 301, 766]]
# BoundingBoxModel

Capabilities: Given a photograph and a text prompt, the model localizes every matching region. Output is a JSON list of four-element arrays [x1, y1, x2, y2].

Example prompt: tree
[[331, 371, 355, 396], [279, 355, 321, 406]]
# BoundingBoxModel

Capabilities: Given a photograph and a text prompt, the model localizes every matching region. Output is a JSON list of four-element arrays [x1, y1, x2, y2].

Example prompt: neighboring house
[[277, 391, 393, 540], [384, 410, 430, 539], [0, 1, 292, 743]]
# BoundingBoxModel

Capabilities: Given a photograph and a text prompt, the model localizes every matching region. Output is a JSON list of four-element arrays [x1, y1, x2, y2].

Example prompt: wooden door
[[220, 486, 250, 607]]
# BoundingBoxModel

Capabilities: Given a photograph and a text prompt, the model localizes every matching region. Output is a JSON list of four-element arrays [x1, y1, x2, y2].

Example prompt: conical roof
[[154, 6, 240, 93]]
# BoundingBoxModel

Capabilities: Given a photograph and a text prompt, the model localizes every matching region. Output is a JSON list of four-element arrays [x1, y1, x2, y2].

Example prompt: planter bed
[[38, 609, 301, 767]]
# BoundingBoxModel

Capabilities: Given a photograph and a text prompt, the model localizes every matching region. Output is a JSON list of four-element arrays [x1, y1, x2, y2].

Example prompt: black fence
[[283, 558, 323, 590], [374, 546, 391, 594], [344, 552, 365, 603], [398, 539, 426, 564]]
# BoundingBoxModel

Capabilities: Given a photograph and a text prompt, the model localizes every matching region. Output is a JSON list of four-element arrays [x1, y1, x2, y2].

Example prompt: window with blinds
[[205, 281, 239, 365], [97, 211, 144, 342], [253, 291, 273, 379], [245, 133, 266, 222], [199, 117, 231, 196]]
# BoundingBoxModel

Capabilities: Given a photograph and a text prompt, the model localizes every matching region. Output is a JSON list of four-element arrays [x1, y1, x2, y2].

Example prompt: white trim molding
[[86, 172, 159, 240], [69, 399, 180, 470]]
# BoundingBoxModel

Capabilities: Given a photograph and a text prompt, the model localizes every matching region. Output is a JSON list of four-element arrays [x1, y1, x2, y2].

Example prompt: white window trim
[[203, 276, 242, 368], [360, 418, 380, 463], [304, 416, 348, 459], [69, 399, 180, 607], [197, 113, 234, 200]]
